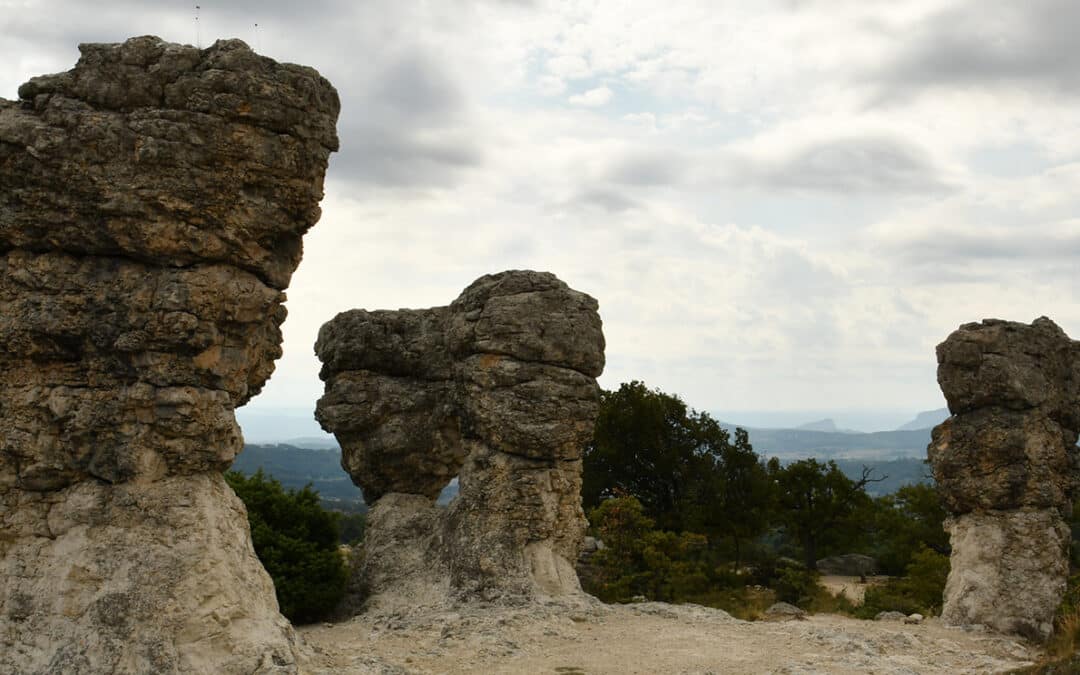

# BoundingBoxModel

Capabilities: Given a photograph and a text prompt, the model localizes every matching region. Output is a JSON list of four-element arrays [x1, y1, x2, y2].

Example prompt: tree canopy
[[226, 470, 348, 623]]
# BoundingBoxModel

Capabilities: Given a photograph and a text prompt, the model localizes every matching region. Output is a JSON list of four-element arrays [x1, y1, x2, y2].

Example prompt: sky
[[3, 0, 1079, 432]]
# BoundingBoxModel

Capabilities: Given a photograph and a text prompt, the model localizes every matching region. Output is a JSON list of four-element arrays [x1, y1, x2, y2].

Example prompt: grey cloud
[[372, 53, 464, 124], [886, 226, 1080, 265], [605, 149, 687, 186], [870, 0, 1080, 99], [329, 50, 484, 188], [331, 119, 482, 188], [745, 135, 952, 196], [2, 0, 485, 189], [570, 187, 640, 213]]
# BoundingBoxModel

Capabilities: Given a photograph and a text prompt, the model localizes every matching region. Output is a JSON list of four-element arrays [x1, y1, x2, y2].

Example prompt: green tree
[[586, 496, 711, 603], [870, 483, 949, 575], [859, 545, 949, 617], [583, 381, 769, 544], [226, 470, 348, 623], [685, 427, 773, 569], [770, 458, 877, 570], [338, 512, 366, 545]]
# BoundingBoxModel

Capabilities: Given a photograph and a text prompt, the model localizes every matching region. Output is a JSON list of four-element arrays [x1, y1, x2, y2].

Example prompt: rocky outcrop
[[0, 36, 339, 673], [928, 317, 1080, 640], [315, 271, 604, 606]]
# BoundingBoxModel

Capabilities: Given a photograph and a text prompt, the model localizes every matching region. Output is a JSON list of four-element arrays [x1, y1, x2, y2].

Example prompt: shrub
[[774, 565, 817, 607], [858, 545, 948, 618], [226, 470, 349, 624], [585, 496, 714, 603]]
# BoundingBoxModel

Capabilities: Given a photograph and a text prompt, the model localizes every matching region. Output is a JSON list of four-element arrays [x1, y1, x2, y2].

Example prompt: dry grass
[[1045, 608, 1080, 662]]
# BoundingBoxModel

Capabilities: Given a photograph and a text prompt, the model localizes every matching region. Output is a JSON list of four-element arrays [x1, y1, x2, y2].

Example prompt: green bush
[[774, 564, 817, 606], [858, 545, 949, 618], [585, 496, 715, 603], [226, 470, 349, 624]]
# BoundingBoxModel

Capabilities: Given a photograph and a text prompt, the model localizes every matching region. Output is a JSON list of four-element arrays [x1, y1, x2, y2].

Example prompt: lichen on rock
[[315, 270, 605, 607], [0, 35, 339, 673], [928, 317, 1080, 640]]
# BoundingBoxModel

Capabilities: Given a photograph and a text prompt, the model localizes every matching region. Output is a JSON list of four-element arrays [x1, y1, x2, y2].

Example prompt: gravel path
[[298, 597, 1037, 674]]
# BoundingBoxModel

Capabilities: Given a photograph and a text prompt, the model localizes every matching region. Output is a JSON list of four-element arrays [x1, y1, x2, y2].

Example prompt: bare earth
[[299, 597, 1037, 674]]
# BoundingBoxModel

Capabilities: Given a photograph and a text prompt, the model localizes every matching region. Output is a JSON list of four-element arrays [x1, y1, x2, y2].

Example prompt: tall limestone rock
[[0, 36, 339, 673], [928, 317, 1080, 640], [315, 271, 605, 607]]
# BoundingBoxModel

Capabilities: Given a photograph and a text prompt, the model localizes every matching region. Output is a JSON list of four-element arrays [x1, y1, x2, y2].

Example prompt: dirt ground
[[299, 596, 1038, 674], [819, 575, 885, 605]]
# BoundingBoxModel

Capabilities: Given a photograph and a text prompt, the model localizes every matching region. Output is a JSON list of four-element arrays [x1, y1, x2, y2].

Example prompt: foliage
[[769, 458, 876, 569], [585, 496, 716, 603], [858, 546, 949, 618], [225, 470, 348, 624], [338, 512, 366, 545], [583, 381, 772, 545], [869, 482, 949, 575], [685, 427, 773, 569], [774, 565, 817, 606]]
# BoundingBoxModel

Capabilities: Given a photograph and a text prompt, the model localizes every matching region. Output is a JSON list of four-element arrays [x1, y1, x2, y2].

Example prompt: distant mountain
[[231, 443, 365, 510], [831, 458, 932, 497], [230, 443, 459, 511], [795, 418, 837, 432], [794, 418, 860, 434], [718, 423, 931, 461], [896, 408, 949, 431]]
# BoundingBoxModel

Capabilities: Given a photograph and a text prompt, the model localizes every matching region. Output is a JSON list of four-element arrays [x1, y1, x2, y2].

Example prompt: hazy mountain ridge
[[895, 407, 950, 431]]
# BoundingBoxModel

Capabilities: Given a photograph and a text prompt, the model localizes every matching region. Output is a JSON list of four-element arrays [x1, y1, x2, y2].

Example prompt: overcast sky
[[4, 1, 1079, 429]]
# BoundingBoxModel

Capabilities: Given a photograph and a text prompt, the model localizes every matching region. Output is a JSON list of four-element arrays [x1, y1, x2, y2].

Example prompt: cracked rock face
[[315, 271, 604, 605], [0, 36, 338, 673], [928, 317, 1080, 640]]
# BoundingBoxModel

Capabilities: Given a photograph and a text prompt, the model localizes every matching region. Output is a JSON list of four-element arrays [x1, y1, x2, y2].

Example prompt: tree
[[684, 427, 773, 568], [770, 458, 879, 570], [870, 483, 949, 575], [225, 470, 349, 623], [586, 496, 711, 603], [583, 381, 770, 543], [583, 382, 702, 530]]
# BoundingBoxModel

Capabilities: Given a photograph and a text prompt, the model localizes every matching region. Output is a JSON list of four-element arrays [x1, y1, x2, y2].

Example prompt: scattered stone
[[904, 613, 924, 625], [765, 602, 807, 621], [816, 554, 878, 577], [315, 271, 605, 607], [875, 611, 908, 622], [928, 317, 1080, 641], [0, 36, 338, 674]]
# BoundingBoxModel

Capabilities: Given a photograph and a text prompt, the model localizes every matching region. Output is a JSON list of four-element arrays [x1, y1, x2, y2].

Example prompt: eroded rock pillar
[[0, 36, 339, 673], [315, 271, 605, 606], [928, 317, 1080, 640]]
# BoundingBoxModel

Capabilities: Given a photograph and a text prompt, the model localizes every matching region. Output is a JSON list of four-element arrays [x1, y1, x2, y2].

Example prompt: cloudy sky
[[4, 0, 1079, 431]]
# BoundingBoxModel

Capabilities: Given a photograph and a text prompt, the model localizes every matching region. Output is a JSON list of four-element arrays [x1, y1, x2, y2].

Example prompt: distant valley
[[232, 408, 949, 509]]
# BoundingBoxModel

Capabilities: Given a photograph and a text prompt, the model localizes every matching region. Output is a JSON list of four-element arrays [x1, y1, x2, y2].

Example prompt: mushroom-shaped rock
[[0, 36, 338, 674], [928, 317, 1080, 641], [315, 270, 605, 606]]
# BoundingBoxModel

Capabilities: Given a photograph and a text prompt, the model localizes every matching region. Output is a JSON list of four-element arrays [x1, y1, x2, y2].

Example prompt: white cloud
[[568, 85, 613, 107], [6, 0, 1079, 419]]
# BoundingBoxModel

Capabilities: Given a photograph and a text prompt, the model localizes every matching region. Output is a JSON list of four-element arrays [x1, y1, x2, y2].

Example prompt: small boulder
[[904, 613, 924, 625], [765, 602, 807, 621], [816, 554, 878, 577], [875, 611, 907, 622]]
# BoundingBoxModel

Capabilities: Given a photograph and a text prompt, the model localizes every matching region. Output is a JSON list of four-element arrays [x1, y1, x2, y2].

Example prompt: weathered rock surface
[[928, 317, 1080, 640], [0, 36, 338, 673], [315, 271, 604, 605], [300, 596, 1036, 674]]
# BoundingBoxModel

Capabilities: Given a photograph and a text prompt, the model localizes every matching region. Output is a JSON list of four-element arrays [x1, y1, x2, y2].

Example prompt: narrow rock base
[[0, 474, 300, 674], [942, 508, 1070, 641]]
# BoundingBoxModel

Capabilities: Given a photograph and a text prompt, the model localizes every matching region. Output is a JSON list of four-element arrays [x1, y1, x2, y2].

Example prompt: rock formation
[[928, 317, 1080, 640], [0, 36, 339, 673], [315, 271, 604, 606]]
